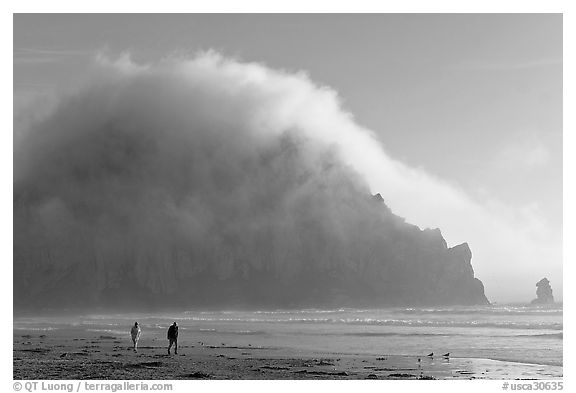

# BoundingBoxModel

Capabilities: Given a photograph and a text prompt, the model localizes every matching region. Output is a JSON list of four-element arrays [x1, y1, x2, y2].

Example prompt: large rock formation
[[13, 59, 489, 310], [531, 278, 555, 305], [14, 186, 489, 310]]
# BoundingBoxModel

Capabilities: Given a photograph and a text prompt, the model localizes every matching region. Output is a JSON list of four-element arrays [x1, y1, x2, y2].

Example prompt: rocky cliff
[[13, 60, 489, 310], [14, 184, 489, 309]]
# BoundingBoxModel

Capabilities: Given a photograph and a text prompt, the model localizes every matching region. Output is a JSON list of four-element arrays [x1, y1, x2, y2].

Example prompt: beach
[[13, 306, 562, 380], [13, 328, 562, 380]]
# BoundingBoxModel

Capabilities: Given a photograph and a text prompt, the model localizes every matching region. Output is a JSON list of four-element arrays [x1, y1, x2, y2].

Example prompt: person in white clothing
[[130, 322, 141, 352]]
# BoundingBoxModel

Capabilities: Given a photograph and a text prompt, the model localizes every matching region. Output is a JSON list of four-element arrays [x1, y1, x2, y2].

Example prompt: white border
[[4, 2, 573, 392]]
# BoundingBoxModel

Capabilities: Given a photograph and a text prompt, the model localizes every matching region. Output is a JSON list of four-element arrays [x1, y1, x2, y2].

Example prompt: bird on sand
[[427, 352, 433, 357], [442, 353, 450, 357]]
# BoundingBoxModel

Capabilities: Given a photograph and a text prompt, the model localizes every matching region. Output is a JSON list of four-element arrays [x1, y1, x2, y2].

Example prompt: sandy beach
[[13, 327, 562, 380]]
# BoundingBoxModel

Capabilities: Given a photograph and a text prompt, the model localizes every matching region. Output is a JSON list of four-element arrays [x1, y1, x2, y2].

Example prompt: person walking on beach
[[130, 322, 141, 352], [167, 322, 178, 355]]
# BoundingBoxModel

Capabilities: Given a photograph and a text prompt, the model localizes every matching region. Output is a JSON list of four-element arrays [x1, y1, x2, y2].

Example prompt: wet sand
[[13, 328, 563, 380]]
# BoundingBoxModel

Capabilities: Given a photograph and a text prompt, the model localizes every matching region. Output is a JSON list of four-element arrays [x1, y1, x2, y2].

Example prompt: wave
[[179, 316, 562, 330], [486, 356, 563, 367], [338, 332, 466, 337], [14, 326, 57, 331], [180, 305, 563, 316], [514, 333, 563, 339], [395, 306, 563, 316], [184, 308, 361, 316], [229, 330, 267, 336], [252, 308, 355, 315], [324, 332, 563, 339], [196, 328, 266, 336], [80, 321, 121, 326], [86, 329, 130, 337]]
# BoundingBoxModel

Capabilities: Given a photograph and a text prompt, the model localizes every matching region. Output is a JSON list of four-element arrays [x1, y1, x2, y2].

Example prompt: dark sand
[[13, 328, 562, 380]]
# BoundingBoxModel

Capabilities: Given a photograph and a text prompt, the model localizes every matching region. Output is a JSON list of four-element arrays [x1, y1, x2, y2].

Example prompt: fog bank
[[14, 52, 559, 305]]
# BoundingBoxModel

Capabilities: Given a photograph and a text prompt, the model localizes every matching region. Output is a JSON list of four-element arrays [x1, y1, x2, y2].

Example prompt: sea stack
[[531, 278, 555, 305]]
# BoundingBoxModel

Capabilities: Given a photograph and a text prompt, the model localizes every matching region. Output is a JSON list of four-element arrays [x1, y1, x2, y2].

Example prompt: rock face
[[14, 189, 489, 310], [13, 71, 490, 311], [531, 278, 555, 305]]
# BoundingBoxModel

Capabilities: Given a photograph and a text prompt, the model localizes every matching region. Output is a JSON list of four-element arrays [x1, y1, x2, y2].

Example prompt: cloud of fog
[[14, 51, 561, 303]]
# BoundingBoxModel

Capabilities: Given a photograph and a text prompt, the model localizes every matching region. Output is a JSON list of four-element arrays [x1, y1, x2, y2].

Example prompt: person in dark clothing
[[167, 322, 178, 355]]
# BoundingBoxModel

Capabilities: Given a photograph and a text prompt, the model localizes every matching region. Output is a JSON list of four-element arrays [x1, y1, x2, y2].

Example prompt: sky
[[13, 14, 562, 302]]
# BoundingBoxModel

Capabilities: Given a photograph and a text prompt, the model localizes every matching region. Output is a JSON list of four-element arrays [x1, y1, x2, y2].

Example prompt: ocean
[[14, 304, 562, 370]]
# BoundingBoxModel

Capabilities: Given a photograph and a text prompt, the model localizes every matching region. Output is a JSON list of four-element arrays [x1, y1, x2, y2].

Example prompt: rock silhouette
[[14, 187, 489, 309], [531, 278, 554, 305]]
